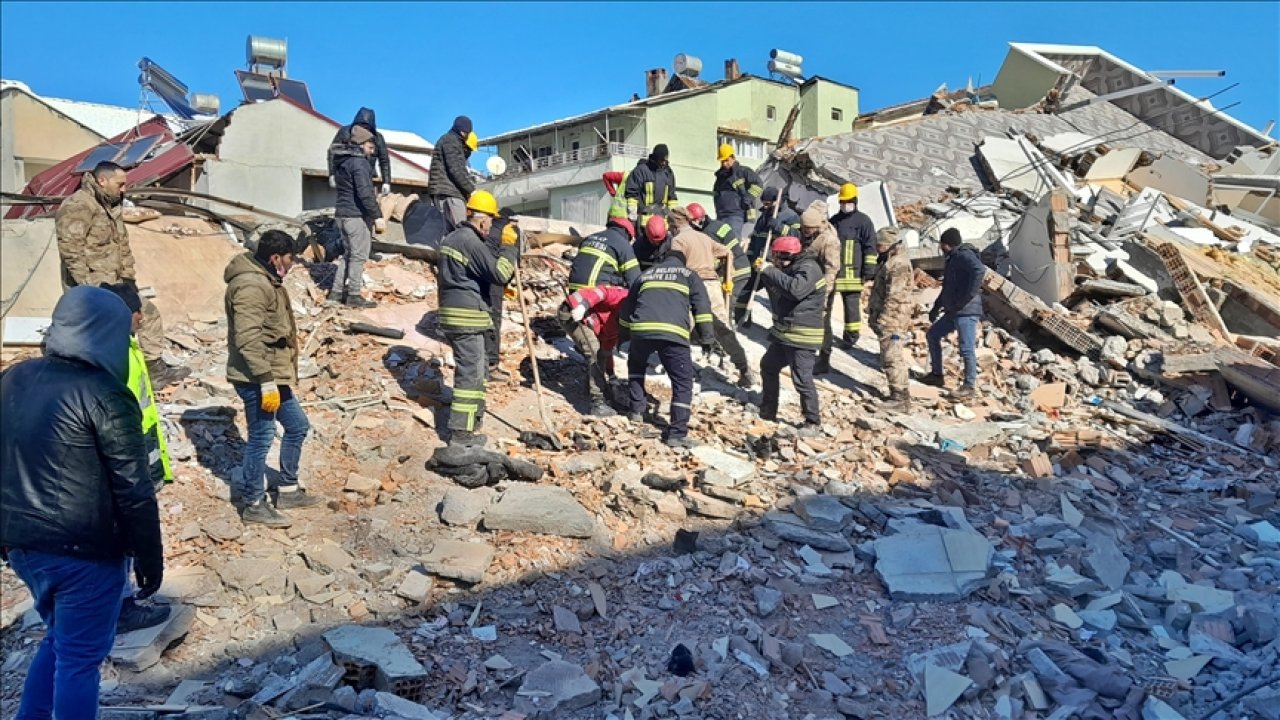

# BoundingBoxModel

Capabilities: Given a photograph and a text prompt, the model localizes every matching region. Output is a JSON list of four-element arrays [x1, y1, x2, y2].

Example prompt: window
[[831, 107, 843, 121], [608, 128, 625, 144], [535, 146, 552, 159], [571, 141, 580, 151], [717, 134, 767, 162], [766, 105, 777, 121]]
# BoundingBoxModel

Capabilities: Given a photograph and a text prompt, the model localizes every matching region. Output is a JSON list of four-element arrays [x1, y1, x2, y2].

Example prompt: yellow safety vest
[[128, 338, 173, 484]]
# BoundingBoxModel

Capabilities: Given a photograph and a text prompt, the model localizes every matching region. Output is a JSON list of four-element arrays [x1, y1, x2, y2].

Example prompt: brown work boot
[[882, 391, 912, 413], [950, 384, 976, 399]]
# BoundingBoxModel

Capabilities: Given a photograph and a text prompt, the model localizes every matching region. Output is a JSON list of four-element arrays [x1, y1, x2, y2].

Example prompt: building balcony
[[505, 142, 648, 177]]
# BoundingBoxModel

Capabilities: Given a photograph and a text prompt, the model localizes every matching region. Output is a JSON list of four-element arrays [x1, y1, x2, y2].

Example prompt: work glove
[[381, 183, 391, 196], [929, 306, 941, 323], [374, 218, 387, 234], [260, 382, 281, 413], [721, 279, 734, 295], [570, 304, 588, 322], [753, 257, 765, 272], [702, 344, 714, 360], [133, 550, 164, 600], [504, 286, 518, 301], [747, 208, 758, 221], [501, 223, 519, 246], [328, 176, 337, 189]]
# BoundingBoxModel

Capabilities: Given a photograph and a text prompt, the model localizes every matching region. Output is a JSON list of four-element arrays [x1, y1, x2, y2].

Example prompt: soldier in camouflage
[[866, 227, 916, 412], [56, 162, 187, 387]]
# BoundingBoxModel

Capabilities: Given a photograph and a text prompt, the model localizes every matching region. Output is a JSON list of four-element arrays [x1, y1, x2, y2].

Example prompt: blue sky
[[3, 2, 1277, 146]]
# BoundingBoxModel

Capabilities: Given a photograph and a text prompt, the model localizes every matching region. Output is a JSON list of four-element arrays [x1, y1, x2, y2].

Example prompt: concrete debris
[[483, 485, 596, 538], [873, 526, 994, 601], [514, 660, 601, 719]]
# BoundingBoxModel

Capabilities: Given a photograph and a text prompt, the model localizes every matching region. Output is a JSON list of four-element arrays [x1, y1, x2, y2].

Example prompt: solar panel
[[114, 136, 163, 168], [273, 78, 313, 109], [235, 70, 275, 103], [73, 143, 127, 173]]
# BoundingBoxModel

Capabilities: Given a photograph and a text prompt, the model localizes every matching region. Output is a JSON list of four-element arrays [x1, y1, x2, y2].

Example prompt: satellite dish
[[486, 156, 507, 176]]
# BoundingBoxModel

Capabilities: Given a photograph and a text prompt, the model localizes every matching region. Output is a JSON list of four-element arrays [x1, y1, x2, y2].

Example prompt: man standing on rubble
[[922, 228, 985, 398], [328, 107, 392, 196], [1, 286, 164, 719], [798, 202, 842, 374], [438, 190, 519, 447], [668, 206, 756, 388], [712, 143, 764, 242], [737, 187, 801, 325], [830, 183, 877, 348], [56, 160, 188, 388], [866, 227, 916, 412], [754, 236, 827, 435], [225, 230, 324, 528], [428, 115, 478, 233], [619, 242, 716, 449], [559, 283, 630, 418], [624, 144, 678, 226], [330, 126, 385, 309]]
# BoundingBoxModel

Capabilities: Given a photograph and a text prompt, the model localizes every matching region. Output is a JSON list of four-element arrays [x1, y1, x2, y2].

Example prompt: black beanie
[[940, 228, 963, 248], [651, 144, 669, 161], [761, 187, 779, 203], [100, 282, 142, 314], [453, 115, 473, 135]]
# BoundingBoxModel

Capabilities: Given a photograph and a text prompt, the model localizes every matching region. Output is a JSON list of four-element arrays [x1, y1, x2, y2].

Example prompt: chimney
[[645, 68, 668, 97], [724, 58, 741, 81]]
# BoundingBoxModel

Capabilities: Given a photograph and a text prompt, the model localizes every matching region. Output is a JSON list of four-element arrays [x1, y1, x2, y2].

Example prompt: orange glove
[[501, 223, 518, 246], [721, 279, 734, 295], [504, 286, 517, 300], [260, 382, 281, 413]]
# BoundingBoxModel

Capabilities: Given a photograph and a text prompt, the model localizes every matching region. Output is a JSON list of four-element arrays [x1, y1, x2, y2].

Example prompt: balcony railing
[[504, 142, 649, 177]]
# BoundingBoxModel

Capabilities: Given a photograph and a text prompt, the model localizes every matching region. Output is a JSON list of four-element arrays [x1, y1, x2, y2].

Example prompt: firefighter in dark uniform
[[737, 187, 801, 325], [830, 183, 877, 348], [436, 190, 518, 447], [713, 143, 764, 242], [483, 208, 521, 381], [754, 235, 827, 436], [624, 144, 678, 229], [619, 241, 715, 449], [686, 202, 750, 297]]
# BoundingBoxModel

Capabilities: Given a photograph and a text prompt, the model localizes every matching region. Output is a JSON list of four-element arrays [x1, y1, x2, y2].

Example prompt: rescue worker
[[737, 187, 801, 325], [632, 205, 670, 270], [830, 183, 877, 348], [330, 126, 385, 308], [55, 160, 188, 388], [624, 144, 678, 226], [328, 107, 392, 195], [668, 207, 756, 388], [866, 227, 916, 412], [619, 241, 715, 449], [754, 236, 827, 435], [712, 143, 764, 242], [686, 202, 751, 300], [483, 208, 521, 381], [559, 284, 630, 417], [798, 202, 842, 374], [437, 190, 519, 447], [567, 211, 640, 292], [923, 228, 985, 399], [427, 116, 478, 233]]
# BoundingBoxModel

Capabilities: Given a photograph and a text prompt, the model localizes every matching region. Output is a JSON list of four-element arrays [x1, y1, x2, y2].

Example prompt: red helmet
[[686, 203, 707, 224], [771, 235, 802, 256], [609, 217, 636, 240], [645, 215, 668, 245]]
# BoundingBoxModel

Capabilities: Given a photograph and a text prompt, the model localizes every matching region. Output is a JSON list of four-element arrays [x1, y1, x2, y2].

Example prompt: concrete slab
[[110, 604, 195, 672], [323, 625, 426, 686], [793, 495, 853, 533], [514, 660, 602, 719], [421, 539, 495, 584], [1127, 156, 1209, 204], [1084, 535, 1130, 591], [873, 526, 993, 601], [1085, 147, 1143, 181], [483, 485, 596, 538], [925, 663, 973, 716]]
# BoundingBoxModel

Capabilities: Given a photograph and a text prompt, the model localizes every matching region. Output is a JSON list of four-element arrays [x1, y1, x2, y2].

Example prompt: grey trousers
[[431, 195, 467, 234], [333, 217, 372, 295]]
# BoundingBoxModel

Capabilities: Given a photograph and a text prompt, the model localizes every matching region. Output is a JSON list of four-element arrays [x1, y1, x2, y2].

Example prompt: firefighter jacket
[[831, 208, 877, 291], [564, 285, 629, 351], [748, 207, 801, 260], [712, 162, 764, 219], [128, 337, 172, 486], [760, 251, 827, 349], [620, 255, 714, 347], [568, 223, 640, 291], [437, 222, 518, 333], [624, 158, 678, 215], [867, 242, 915, 335], [55, 172, 133, 287], [701, 218, 751, 280]]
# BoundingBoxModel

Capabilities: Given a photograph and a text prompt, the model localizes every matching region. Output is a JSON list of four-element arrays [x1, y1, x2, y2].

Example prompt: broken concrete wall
[[1006, 192, 1074, 305], [1126, 155, 1211, 204], [1220, 281, 1280, 338]]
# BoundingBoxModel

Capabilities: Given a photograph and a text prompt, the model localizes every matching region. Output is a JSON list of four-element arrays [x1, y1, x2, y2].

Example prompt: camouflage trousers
[[879, 331, 910, 395], [137, 299, 165, 365]]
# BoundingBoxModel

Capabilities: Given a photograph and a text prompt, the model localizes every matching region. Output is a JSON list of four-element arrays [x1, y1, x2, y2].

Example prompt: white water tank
[[770, 49, 804, 66], [768, 60, 804, 80], [191, 93, 220, 115], [247, 35, 287, 70], [674, 54, 703, 78]]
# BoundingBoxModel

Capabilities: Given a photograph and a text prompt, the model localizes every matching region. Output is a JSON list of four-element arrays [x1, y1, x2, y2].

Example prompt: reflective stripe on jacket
[[128, 337, 171, 484]]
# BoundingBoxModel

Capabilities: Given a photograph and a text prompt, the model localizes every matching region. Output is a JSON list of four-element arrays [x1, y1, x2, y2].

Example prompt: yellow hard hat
[[465, 131, 479, 152], [466, 190, 499, 217], [716, 143, 734, 162], [838, 183, 859, 202]]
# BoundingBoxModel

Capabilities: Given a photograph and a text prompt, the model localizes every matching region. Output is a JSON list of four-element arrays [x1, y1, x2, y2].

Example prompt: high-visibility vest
[[128, 338, 173, 485]]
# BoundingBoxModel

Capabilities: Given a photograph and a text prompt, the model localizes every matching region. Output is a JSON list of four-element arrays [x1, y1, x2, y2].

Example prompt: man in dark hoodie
[[624, 144, 677, 226], [922, 228, 985, 398], [428, 115, 478, 233], [1, 286, 164, 719], [330, 126, 384, 308], [328, 107, 392, 196]]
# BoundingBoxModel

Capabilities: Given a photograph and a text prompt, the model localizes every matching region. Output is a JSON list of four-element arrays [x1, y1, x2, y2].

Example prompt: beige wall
[[992, 47, 1065, 110], [2, 90, 105, 198]]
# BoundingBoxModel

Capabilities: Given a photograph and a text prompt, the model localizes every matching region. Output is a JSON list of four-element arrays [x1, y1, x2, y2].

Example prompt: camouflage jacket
[[867, 242, 915, 334], [55, 173, 133, 287], [807, 223, 841, 297]]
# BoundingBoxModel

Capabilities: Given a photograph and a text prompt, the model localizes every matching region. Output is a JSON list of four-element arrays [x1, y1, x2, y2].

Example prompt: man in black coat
[[428, 115, 478, 233], [330, 126, 384, 308], [328, 107, 392, 195], [922, 228, 985, 398], [1, 286, 164, 718]]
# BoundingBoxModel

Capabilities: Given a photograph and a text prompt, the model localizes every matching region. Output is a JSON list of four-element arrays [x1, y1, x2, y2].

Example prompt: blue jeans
[[8, 549, 126, 720], [233, 382, 310, 504], [927, 314, 979, 386]]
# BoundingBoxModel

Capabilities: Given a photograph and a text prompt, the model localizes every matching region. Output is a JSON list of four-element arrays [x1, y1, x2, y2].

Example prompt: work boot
[[626, 412, 645, 423], [488, 366, 512, 382], [272, 488, 325, 510], [882, 391, 912, 413], [449, 430, 487, 448], [918, 372, 945, 388], [736, 368, 759, 389], [663, 435, 695, 449], [146, 360, 191, 390], [241, 499, 293, 528], [814, 354, 832, 375], [344, 295, 377, 309], [950, 384, 976, 399], [797, 422, 822, 438], [116, 598, 171, 634], [588, 400, 617, 418], [325, 289, 345, 307], [840, 332, 859, 349]]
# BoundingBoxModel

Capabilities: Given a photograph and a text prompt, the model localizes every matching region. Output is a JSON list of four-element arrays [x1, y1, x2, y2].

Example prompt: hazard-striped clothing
[[831, 208, 876, 335], [567, 223, 640, 291], [620, 256, 715, 347], [759, 251, 827, 350]]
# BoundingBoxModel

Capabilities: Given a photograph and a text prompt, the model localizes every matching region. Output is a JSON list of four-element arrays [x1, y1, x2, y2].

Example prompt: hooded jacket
[[620, 254, 714, 347], [760, 251, 827, 349], [333, 145, 382, 223], [428, 126, 476, 199], [712, 162, 764, 219], [224, 252, 299, 386], [328, 107, 392, 184], [934, 243, 985, 318], [55, 172, 134, 287], [0, 286, 162, 565], [568, 221, 640, 291], [624, 157, 678, 214], [830, 207, 877, 290], [437, 222, 518, 332]]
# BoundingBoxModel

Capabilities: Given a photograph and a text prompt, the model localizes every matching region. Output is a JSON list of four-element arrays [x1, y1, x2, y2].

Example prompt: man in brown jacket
[[867, 227, 916, 412], [668, 207, 756, 388], [56, 161, 187, 387], [799, 202, 842, 373], [224, 230, 324, 527]]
